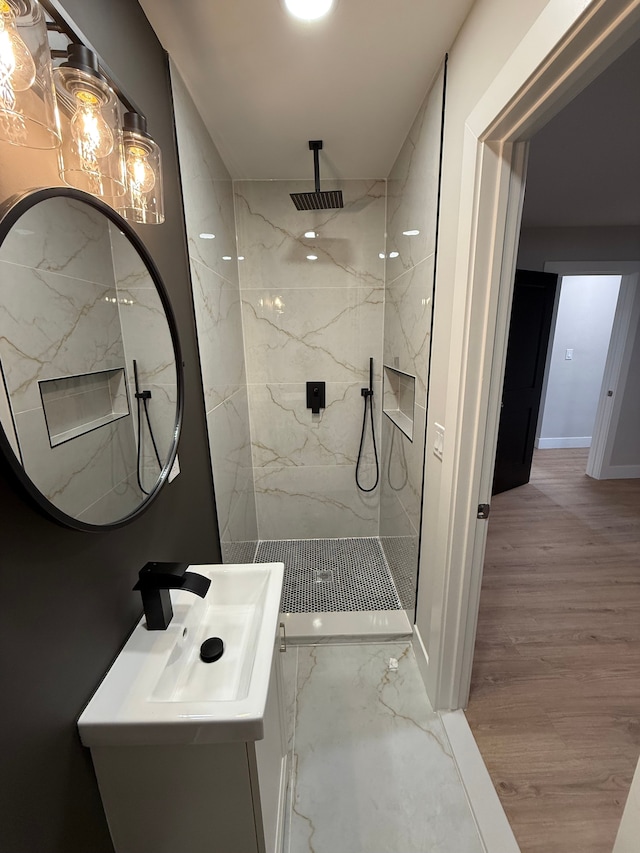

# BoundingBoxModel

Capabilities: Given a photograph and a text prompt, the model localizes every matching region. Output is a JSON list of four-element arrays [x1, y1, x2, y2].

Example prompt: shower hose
[[133, 359, 163, 496], [355, 385, 380, 492]]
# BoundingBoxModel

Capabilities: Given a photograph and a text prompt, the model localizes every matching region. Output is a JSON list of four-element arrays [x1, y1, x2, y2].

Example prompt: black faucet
[[133, 561, 211, 630]]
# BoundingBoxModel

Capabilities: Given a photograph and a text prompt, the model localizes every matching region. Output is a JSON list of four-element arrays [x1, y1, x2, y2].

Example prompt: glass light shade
[[54, 45, 126, 197], [117, 112, 164, 225], [0, 0, 60, 149]]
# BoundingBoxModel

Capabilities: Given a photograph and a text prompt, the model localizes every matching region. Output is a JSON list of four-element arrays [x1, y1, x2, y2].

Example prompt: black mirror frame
[[0, 187, 184, 532]]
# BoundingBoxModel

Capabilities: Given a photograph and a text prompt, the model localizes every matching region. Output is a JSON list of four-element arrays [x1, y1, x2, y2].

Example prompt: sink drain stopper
[[200, 636, 224, 663]]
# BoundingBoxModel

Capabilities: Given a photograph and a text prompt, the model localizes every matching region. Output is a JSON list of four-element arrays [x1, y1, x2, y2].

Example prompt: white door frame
[[587, 271, 640, 478], [538, 262, 640, 469], [428, 0, 640, 711]]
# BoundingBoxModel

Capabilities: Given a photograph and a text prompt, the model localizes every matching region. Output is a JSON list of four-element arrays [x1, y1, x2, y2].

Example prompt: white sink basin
[[78, 563, 284, 747]]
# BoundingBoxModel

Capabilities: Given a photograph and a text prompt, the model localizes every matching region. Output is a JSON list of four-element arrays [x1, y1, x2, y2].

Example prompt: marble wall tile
[[172, 65, 256, 554], [171, 69, 239, 285], [385, 64, 446, 283], [223, 475, 258, 547], [383, 255, 435, 407], [242, 286, 383, 385], [288, 643, 484, 853], [115, 285, 177, 389], [206, 388, 257, 546], [248, 381, 382, 468], [0, 262, 123, 415], [253, 465, 378, 539], [381, 403, 426, 535], [15, 407, 138, 520], [77, 472, 142, 525], [190, 259, 245, 411], [108, 222, 157, 291], [235, 180, 386, 291], [0, 196, 115, 286]]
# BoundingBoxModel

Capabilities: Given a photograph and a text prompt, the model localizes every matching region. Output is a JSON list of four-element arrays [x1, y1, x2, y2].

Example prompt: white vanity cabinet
[[77, 563, 288, 853], [89, 642, 287, 853]]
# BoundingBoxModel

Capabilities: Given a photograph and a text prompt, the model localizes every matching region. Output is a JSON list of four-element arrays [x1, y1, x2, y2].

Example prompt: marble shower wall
[[109, 224, 179, 495], [171, 68, 258, 559], [0, 197, 141, 522], [380, 63, 446, 617], [235, 180, 386, 539]]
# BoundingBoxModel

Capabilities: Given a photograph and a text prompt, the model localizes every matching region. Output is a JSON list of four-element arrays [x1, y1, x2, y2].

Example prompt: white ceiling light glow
[[283, 0, 335, 21]]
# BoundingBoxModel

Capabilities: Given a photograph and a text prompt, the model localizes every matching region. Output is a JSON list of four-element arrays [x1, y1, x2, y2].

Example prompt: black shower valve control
[[306, 381, 326, 415]]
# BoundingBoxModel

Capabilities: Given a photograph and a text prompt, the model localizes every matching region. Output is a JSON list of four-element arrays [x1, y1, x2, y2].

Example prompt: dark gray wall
[[0, 2, 221, 851]]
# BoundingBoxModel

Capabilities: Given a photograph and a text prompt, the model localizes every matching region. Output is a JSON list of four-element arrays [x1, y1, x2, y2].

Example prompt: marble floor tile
[[284, 643, 484, 853]]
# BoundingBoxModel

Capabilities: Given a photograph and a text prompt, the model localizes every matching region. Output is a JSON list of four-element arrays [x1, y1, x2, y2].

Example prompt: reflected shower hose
[[355, 357, 380, 492], [133, 359, 163, 496]]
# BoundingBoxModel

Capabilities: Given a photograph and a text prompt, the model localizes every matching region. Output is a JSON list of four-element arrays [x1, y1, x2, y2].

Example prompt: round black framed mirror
[[0, 187, 183, 530]]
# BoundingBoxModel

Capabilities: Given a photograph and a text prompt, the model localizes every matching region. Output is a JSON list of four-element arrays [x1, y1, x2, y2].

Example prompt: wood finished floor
[[465, 449, 640, 853]]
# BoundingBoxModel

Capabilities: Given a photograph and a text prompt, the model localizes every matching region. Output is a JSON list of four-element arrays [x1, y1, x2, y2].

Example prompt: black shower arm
[[310, 140, 322, 193]]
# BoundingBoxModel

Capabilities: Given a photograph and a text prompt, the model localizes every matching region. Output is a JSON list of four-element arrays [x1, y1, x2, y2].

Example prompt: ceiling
[[522, 36, 640, 228], [137, 0, 475, 180]]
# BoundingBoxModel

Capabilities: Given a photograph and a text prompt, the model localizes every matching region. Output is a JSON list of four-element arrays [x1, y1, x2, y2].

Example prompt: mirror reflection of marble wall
[[109, 224, 177, 495], [0, 196, 177, 524]]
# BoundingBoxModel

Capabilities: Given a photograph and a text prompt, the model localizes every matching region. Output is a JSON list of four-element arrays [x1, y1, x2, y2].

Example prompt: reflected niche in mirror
[[0, 188, 182, 529]]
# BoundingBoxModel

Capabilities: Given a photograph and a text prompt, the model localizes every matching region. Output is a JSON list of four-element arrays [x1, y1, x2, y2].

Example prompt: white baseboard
[[594, 464, 640, 480], [536, 436, 591, 449], [440, 710, 521, 853]]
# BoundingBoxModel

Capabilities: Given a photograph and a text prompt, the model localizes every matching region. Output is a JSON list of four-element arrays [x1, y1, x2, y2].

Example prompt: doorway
[[465, 34, 640, 852]]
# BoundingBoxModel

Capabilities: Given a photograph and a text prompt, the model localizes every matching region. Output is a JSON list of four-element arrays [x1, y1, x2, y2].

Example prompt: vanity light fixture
[[1, 2, 166, 220], [283, 0, 335, 21], [0, 0, 59, 148], [117, 111, 164, 224], [54, 44, 126, 197]]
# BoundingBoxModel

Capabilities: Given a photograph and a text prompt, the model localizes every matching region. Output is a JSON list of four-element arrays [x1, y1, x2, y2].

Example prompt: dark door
[[492, 269, 558, 495]]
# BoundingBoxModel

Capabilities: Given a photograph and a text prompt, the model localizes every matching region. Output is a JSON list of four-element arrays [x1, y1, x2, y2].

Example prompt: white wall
[[611, 302, 640, 466], [414, 0, 552, 696], [538, 275, 620, 448]]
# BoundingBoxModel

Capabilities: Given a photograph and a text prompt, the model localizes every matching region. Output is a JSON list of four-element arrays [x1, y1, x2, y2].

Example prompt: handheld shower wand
[[133, 359, 163, 495], [355, 357, 379, 492]]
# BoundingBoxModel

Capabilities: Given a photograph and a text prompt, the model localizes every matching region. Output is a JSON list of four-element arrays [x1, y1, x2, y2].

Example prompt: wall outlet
[[433, 422, 444, 460]]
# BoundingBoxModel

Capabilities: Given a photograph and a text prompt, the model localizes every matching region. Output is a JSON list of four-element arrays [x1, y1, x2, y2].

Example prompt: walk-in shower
[[176, 56, 448, 641]]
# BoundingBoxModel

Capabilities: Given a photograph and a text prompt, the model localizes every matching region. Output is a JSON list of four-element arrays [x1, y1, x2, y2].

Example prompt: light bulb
[[69, 90, 113, 169], [126, 144, 155, 193], [0, 2, 36, 100]]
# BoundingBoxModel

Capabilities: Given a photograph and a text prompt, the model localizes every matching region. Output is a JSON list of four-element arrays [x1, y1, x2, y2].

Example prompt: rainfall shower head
[[290, 140, 344, 210]]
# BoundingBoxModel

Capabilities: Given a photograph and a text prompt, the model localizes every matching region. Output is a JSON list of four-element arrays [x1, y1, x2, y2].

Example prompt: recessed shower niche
[[383, 365, 416, 441], [39, 368, 130, 447]]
